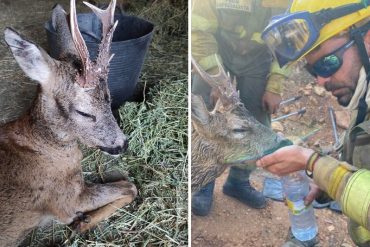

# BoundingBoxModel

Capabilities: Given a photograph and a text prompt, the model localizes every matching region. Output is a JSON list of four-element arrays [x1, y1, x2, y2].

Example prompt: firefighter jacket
[[191, 0, 290, 95]]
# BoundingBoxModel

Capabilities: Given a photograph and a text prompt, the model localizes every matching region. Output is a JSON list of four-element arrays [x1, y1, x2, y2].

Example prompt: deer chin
[[224, 139, 294, 165], [225, 155, 257, 165]]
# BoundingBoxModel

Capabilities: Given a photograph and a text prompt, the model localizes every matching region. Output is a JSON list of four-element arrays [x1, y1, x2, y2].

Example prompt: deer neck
[[191, 131, 228, 192], [191, 130, 223, 164]]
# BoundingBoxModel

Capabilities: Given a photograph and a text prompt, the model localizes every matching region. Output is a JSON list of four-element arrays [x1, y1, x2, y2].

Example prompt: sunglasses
[[305, 39, 355, 78]]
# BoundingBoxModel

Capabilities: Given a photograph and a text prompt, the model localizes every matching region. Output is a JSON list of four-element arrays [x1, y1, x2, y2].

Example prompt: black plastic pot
[[45, 12, 154, 110]]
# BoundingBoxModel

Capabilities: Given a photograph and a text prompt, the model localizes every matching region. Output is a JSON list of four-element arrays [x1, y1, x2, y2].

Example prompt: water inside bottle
[[283, 171, 318, 241], [289, 204, 318, 241]]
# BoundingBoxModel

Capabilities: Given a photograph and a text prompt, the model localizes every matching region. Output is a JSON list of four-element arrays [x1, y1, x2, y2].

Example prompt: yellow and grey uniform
[[312, 68, 370, 247], [192, 0, 289, 96]]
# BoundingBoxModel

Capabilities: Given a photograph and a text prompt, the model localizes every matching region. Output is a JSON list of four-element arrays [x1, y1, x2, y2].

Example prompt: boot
[[191, 181, 215, 216], [222, 166, 266, 209]]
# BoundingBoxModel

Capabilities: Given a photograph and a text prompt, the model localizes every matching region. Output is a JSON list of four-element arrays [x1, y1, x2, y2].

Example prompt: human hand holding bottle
[[256, 145, 314, 175], [257, 145, 321, 205]]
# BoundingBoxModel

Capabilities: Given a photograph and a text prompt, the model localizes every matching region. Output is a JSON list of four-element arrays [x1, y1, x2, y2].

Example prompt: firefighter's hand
[[304, 183, 321, 206], [256, 145, 314, 176], [262, 91, 281, 114]]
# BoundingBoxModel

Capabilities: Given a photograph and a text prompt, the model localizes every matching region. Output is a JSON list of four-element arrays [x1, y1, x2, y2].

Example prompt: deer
[[0, 0, 137, 246], [191, 57, 291, 193]]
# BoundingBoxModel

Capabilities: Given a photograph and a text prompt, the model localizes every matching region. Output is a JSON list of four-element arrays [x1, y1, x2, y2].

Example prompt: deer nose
[[114, 138, 129, 153], [111, 139, 129, 154]]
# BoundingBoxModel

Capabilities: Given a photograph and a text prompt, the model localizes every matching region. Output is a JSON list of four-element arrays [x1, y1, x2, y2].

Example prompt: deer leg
[[100, 169, 128, 183], [70, 172, 136, 232], [71, 196, 133, 232], [55, 180, 136, 227]]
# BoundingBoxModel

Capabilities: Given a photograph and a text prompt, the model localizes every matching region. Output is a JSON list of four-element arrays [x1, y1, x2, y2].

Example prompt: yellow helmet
[[290, 0, 370, 61], [262, 0, 370, 66]]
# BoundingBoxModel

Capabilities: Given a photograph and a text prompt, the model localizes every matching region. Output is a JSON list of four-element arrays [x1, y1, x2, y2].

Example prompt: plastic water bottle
[[282, 171, 318, 241]]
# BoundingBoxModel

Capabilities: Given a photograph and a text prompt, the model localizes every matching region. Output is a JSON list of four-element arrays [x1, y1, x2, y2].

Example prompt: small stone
[[303, 89, 311, 96], [314, 86, 326, 96], [341, 243, 353, 247], [327, 225, 335, 231], [313, 140, 320, 147], [271, 122, 284, 132], [295, 102, 303, 109], [335, 110, 351, 129], [305, 84, 313, 90], [309, 96, 318, 105], [282, 106, 290, 114], [318, 118, 325, 124]]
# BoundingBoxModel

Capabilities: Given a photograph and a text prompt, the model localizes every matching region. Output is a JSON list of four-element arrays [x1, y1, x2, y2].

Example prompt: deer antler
[[83, 0, 118, 69], [191, 56, 240, 109], [70, 0, 91, 85], [83, 0, 116, 38], [70, 0, 117, 88]]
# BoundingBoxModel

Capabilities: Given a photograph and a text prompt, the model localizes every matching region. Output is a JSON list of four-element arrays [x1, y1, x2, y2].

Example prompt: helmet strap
[[350, 21, 370, 124]]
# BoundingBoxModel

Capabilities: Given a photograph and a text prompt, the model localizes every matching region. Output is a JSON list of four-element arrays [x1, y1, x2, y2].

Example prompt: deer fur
[[0, 1, 137, 246]]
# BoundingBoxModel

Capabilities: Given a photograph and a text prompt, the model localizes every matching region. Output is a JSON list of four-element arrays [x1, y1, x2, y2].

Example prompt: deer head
[[191, 57, 290, 192], [4, 0, 126, 155]]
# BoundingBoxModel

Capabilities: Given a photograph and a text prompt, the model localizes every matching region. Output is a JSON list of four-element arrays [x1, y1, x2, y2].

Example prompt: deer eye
[[232, 128, 248, 133], [76, 110, 96, 122]]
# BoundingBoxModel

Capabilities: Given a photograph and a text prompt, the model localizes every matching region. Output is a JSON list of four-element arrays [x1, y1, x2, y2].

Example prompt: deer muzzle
[[98, 138, 128, 156]]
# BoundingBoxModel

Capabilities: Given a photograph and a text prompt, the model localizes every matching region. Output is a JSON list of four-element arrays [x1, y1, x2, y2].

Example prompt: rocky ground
[[191, 68, 355, 247]]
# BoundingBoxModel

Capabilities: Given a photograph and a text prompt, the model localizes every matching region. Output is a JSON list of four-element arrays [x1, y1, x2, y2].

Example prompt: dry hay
[[137, 0, 187, 40]]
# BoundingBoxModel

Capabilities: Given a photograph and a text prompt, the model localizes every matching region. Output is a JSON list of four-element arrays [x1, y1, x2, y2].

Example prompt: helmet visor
[[262, 2, 368, 67], [262, 12, 319, 67]]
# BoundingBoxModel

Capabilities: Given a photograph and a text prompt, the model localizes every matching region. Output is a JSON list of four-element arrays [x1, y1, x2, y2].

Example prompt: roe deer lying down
[[191, 58, 291, 193], [0, 0, 137, 246]]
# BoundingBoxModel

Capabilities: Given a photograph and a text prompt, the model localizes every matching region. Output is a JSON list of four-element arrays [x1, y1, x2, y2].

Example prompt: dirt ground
[[191, 68, 356, 247]]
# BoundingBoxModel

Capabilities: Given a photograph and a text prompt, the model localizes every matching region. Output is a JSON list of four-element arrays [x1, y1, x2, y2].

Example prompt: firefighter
[[258, 1, 370, 246]]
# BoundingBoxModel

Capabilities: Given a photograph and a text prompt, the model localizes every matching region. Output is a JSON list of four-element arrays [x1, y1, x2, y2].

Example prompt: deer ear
[[192, 94, 210, 125], [52, 4, 77, 58], [4, 28, 52, 85]]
